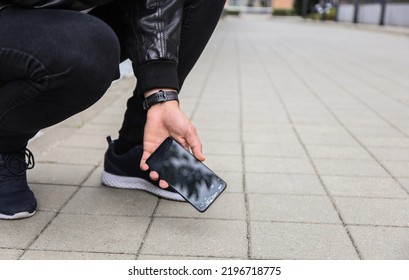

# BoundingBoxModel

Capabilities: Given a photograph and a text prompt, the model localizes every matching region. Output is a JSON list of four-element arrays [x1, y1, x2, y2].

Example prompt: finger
[[182, 142, 190, 152], [179, 139, 190, 152], [159, 179, 169, 189], [191, 141, 205, 161], [149, 171, 160, 181], [140, 150, 151, 171], [185, 126, 205, 161]]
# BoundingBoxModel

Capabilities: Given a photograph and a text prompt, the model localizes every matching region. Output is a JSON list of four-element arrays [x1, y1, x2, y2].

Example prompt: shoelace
[[4, 148, 35, 176]]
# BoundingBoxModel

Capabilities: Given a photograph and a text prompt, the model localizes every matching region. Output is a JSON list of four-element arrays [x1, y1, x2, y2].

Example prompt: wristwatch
[[143, 90, 179, 110]]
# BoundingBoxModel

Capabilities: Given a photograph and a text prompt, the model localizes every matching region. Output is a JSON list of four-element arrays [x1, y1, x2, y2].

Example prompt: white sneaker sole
[[101, 170, 185, 202], [0, 210, 36, 220]]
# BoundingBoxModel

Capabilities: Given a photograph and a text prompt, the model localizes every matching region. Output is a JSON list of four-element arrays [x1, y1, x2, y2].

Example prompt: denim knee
[[44, 14, 121, 109]]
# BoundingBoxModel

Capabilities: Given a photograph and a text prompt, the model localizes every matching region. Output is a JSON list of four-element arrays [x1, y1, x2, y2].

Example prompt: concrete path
[[1, 15, 409, 260]]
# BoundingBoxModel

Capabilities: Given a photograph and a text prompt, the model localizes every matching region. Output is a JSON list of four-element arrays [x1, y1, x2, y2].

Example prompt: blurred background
[[225, 0, 409, 27]]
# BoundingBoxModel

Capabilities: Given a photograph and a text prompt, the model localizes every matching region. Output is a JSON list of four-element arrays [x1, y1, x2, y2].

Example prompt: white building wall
[[385, 4, 409, 27], [337, 3, 409, 27]]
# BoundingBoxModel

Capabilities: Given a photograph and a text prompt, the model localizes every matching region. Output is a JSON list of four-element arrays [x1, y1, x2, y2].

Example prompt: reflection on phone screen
[[147, 138, 227, 212]]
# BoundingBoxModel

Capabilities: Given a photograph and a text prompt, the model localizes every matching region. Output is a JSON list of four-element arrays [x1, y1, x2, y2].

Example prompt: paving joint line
[[276, 41, 409, 197], [137, 253, 242, 260], [311, 38, 409, 94], [188, 25, 226, 121], [248, 36, 363, 259], [19, 248, 134, 258], [18, 171, 93, 260], [235, 28, 252, 261], [135, 199, 161, 260], [286, 43, 409, 138]]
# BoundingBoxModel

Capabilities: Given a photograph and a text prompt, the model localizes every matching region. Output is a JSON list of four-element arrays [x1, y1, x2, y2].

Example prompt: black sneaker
[[0, 149, 37, 220], [101, 136, 185, 201]]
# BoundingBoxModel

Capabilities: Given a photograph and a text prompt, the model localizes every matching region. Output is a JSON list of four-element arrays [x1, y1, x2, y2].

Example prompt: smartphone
[[146, 137, 227, 212]]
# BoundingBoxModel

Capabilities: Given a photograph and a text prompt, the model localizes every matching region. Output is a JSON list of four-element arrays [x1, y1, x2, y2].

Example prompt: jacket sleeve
[[118, 0, 183, 97]]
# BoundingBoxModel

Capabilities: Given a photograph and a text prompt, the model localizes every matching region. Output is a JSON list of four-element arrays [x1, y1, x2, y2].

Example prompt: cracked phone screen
[[146, 137, 227, 212]]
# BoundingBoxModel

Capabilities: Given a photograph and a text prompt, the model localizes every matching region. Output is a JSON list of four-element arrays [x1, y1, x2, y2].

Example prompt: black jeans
[[0, 0, 225, 154]]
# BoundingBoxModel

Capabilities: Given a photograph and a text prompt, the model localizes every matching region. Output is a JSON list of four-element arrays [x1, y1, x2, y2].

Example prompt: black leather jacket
[[0, 0, 182, 95]]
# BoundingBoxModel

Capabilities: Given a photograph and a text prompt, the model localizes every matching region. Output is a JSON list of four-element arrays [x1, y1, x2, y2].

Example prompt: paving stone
[[37, 146, 103, 166], [349, 226, 409, 259], [382, 161, 409, 178], [246, 173, 326, 195], [357, 137, 409, 148], [400, 126, 409, 135], [241, 104, 283, 113], [242, 132, 299, 144], [306, 146, 372, 160], [242, 123, 294, 133], [31, 184, 78, 212], [299, 134, 359, 146], [368, 147, 409, 161], [248, 194, 341, 224], [340, 117, 390, 127], [31, 214, 150, 254], [242, 112, 289, 123], [155, 193, 245, 220], [347, 126, 404, 138], [245, 157, 315, 174], [75, 123, 119, 137], [89, 113, 123, 126], [217, 171, 243, 193], [202, 141, 242, 156], [0, 212, 55, 249], [138, 255, 231, 260], [81, 166, 104, 187], [28, 163, 95, 186], [391, 119, 409, 128], [313, 159, 389, 177], [244, 143, 307, 158], [195, 103, 240, 114], [199, 130, 241, 142], [141, 218, 247, 258], [58, 114, 85, 128], [295, 125, 347, 135], [28, 127, 73, 156], [194, 119, 240, 132], [21, 250, 134, 260], [334, 197, 409, 226], [397, 178, 409, 193], [250, 222, 358, 259], [194, 110, 240, 121], [291, 115, 339, 125], [61, 187, 157, 216], [321, 176, 408, 198], [60, 134, 108, 149], [204, 155, 243, 172], [0, 249, 23, 260]]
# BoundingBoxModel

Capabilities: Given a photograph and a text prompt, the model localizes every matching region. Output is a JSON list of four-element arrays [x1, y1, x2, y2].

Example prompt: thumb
[[192, 144, 205, 162]]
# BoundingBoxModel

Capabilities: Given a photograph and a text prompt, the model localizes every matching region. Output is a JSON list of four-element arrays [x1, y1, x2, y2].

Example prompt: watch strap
[[143, 90, 179, 110]]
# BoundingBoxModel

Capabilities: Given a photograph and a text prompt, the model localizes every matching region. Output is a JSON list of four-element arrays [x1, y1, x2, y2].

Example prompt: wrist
[[144, 88, 175, 98], [143, 89, 179, 110]]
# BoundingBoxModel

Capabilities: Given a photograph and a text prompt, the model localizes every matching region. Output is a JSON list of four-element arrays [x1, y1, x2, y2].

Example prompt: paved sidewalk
[[1, 15, 409, 260]]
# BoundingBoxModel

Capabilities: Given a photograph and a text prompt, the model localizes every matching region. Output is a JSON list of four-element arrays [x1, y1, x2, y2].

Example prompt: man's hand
[[140, 90, 205, 189]]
